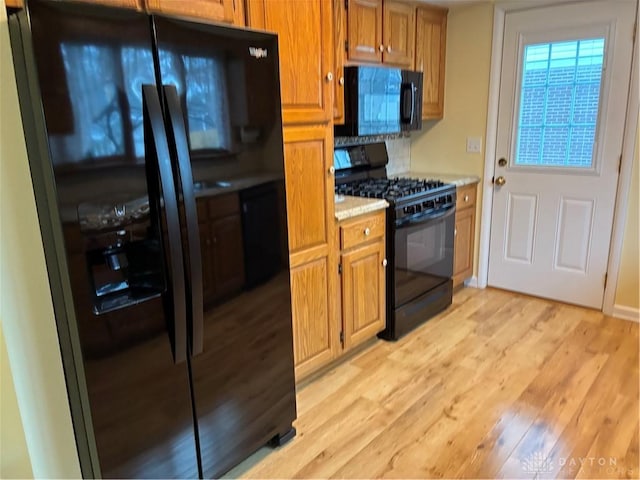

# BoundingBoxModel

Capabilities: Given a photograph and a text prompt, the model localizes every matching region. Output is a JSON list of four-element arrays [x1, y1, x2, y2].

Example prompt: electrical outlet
[[466, 137, 482, 154]]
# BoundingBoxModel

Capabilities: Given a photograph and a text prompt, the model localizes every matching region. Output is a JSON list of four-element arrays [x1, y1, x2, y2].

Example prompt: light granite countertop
[[335, 195, 389, 221], [391, 171, 481, 187]]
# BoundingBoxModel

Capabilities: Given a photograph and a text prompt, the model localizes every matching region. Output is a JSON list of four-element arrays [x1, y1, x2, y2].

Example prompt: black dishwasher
[[240, 181, 284, 288]]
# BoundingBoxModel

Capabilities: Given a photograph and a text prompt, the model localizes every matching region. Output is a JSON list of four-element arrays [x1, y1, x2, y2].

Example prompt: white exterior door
[[488, 0, 635, 309]]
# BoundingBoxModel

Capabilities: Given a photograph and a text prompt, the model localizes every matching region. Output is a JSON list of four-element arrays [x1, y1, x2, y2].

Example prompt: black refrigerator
[[9, 1, 297, 478]]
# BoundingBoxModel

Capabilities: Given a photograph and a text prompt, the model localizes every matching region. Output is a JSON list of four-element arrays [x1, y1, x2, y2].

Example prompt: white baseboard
[[464, 276, 480, 288], [612, 304, 640, 322]]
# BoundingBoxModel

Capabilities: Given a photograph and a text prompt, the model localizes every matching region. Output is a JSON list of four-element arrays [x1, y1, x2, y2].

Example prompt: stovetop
[[335, 177, 450, 202]]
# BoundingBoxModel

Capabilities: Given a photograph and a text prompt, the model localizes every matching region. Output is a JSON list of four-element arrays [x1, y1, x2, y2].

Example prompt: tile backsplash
[[385, 137, 411, 175]]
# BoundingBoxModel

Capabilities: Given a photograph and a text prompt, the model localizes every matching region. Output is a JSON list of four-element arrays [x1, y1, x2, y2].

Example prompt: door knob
[[494, 176, 507, 186], [326, 72, 334, 82], [379, 44, 385, 52], [386, 45, 391, 53], [498, 158, 507, 167]]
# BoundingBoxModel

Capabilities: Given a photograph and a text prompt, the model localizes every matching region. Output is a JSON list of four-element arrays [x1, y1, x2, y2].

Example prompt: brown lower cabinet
[[339, 210, 386, 351], [197, 193, 245, 304], [453, 182, 478, 287], [292, 208, 387, 382]]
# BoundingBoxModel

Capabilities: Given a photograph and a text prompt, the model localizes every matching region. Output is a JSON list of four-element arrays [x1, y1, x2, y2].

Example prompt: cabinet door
[[453, 207, 474, 287], [7, 0, 145, 8], [382, 0, 415, 68], [290, 256, 339, 378], [342, 240, 386, 350], [283, 125, 335, 257], [333, 0, 347, 124], [347, 0, 383, 64], [210, 215, 245, 299], [415, 6, 447, 119], [283, 124, 338, 379], [145, 0, 234, 23], [246, 0, 333, 125]]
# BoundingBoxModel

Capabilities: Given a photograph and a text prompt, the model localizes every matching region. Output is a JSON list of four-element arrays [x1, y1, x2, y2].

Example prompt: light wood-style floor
[[227, 287, 639, 479]]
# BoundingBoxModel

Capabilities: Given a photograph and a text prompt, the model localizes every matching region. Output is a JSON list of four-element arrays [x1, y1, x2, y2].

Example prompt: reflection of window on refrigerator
[[49, 43, 232, 167], [159, 50, 232, 152]]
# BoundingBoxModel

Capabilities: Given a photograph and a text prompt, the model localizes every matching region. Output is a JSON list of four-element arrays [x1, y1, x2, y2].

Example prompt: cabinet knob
[[454, 228, 457, 237], [382, 258, 388, 267], [326, 72, 334, 82], [464, 195, 469, 202], [329, 165, 335, 175], [339, 76, 345, 86], [364, 227, 371, 236], [386, 45, 392, 53], [379, 44, 385, 52]]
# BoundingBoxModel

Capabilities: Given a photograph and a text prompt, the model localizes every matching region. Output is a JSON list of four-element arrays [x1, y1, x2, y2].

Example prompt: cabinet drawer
[[340, 211, 385, 250], [456, 184, 477, 210]]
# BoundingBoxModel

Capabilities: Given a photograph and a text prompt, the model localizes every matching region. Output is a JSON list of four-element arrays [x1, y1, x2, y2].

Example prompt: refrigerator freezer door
[[18, 1, 199, 477]]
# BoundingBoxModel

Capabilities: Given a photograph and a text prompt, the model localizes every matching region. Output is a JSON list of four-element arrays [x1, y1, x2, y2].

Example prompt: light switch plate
[[466, 137, 482, 153]]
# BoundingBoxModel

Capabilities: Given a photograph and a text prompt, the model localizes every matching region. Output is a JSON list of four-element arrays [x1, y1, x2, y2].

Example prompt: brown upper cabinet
[[6, 0, 245, 25], [145, 0, 234, 24], [246, 0, 334, 125], [345, 0, 414, 69], [415, 5, 447, 119], [333, 0, 347, 124], [6, 0, 144, 8]]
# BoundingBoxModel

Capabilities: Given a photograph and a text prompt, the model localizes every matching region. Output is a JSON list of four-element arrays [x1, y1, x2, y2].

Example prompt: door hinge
[[338, 263, 342, 275], [633, 20, 637, 43], [604, 272, 608, 288], [339, 331, 344, 344], [618, 154, 623, 173], [344, 40, 349, 52]]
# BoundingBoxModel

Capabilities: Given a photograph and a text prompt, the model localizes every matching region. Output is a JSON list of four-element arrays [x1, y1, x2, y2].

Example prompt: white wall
[[0, 1, 81, 476]]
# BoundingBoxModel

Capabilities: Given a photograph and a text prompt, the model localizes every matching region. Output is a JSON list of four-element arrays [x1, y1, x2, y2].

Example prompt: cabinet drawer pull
[[382, 258, 388, 267], [364, 227, 371, 236], [464, 195, 469, 202]]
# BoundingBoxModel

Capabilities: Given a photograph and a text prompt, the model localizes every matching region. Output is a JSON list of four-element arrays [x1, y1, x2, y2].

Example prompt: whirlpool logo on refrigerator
[[249, 47, 268, 59]]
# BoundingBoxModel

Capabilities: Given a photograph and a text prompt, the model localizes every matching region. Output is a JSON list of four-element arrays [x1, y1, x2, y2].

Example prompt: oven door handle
[[395, 204, 456, 228]]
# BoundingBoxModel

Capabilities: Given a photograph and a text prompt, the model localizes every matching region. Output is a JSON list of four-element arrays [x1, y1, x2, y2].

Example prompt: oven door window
[[394, 210, 455, 307]]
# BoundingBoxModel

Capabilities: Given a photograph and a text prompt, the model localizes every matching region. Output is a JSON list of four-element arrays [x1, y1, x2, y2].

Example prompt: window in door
[[514, 38, 605, 168]]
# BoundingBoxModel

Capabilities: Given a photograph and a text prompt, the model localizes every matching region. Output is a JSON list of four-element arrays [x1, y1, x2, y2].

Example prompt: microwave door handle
[[142, 84, 187, 365], [400, 82, 415, 124], [162, 85, 204, 357]]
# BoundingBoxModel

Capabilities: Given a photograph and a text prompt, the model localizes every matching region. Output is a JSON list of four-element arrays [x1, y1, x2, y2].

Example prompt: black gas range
[[335, 143, 456, 340]]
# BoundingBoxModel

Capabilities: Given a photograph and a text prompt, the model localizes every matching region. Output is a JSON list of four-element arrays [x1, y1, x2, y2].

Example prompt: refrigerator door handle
[[162, 85, 204, 357], [142, 84, 188, 365]]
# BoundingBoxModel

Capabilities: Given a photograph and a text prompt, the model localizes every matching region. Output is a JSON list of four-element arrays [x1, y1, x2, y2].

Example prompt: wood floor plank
[[228, 288, 639, 480]]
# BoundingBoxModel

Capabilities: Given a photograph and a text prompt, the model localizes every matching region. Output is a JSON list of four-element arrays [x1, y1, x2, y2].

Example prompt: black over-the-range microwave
[[335, 65, 423, 137]]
